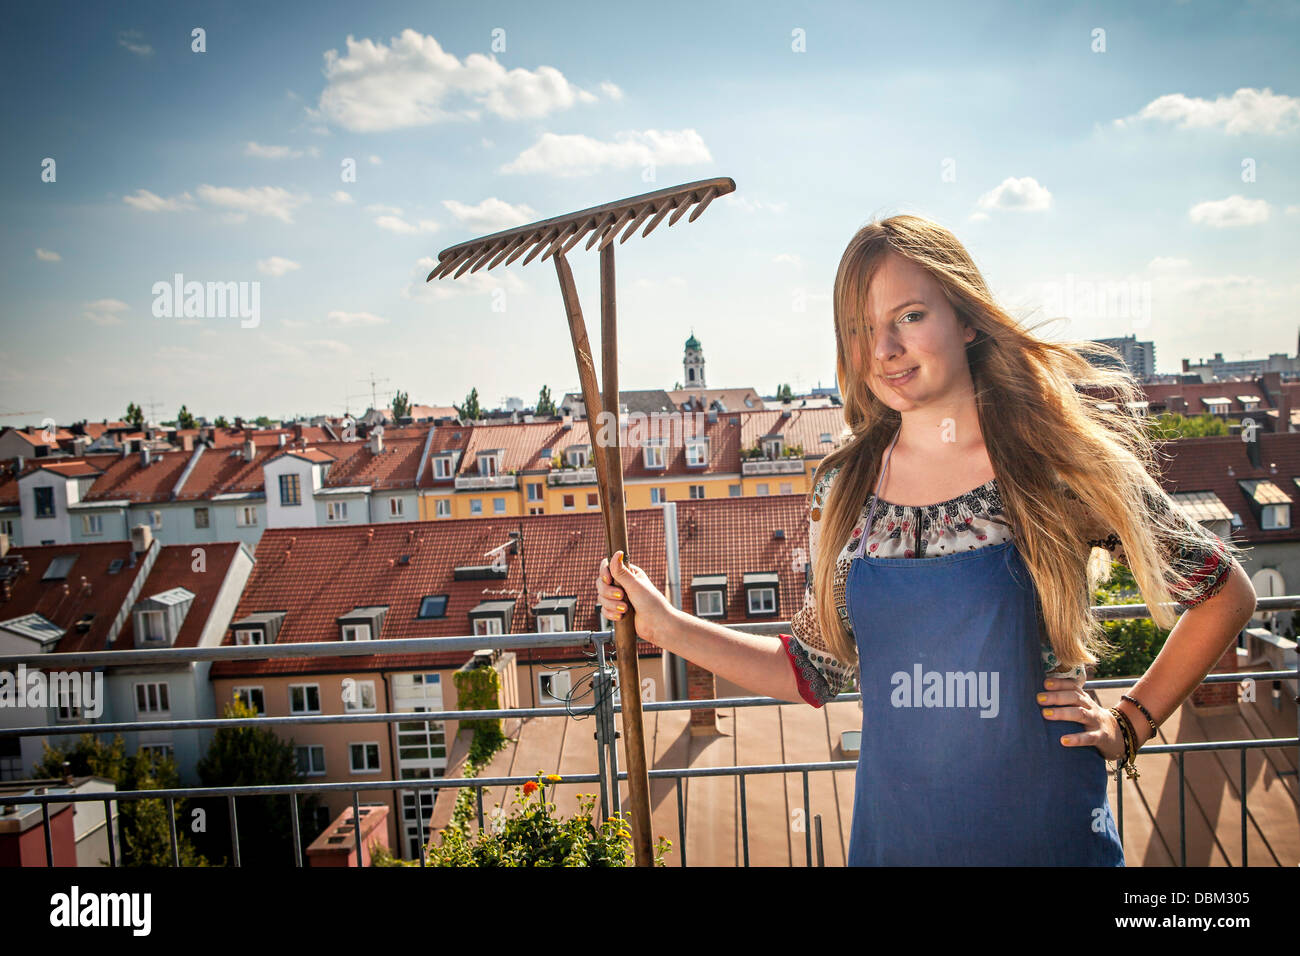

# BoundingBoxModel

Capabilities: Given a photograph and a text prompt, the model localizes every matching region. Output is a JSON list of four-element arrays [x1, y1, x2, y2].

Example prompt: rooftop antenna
[[360, 372, 391, 413], [430, 176, 735, 867]]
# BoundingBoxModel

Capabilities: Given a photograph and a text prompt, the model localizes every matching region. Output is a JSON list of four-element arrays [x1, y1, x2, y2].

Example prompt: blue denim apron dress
[[844, 430, 1125, 866]]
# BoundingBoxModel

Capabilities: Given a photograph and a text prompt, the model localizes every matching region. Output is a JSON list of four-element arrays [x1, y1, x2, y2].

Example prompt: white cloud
[[257, 256, 301, 277], [772, 253, 802, 266], [1115, 87, 1300, 135], [1188, 195, 1270, 228], [316, 29, 612, 132], [331, 190, 355, 204], [406, 255, 527, 301], [368, 154, 382, 165], [35, 248, 61, 262], [366, 203, 403, 215], [326, 310, 388, 326], [244, 142, 304, 159], [118, 30, 152, 57], [82, 298, 129, 326], [374, 214, 439, 234], [723, 194, 788, 214], [441, 197, 536, 232], [305, 339, 351, 355], [501, 129, 712, 177], [599, 81, 624, 101], [123, 188, 196, 212], [196, 185, 310, 223], [974, 176, 1052, 213]]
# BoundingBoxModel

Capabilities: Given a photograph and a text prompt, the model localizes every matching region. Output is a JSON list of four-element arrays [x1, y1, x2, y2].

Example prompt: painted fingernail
[[618, 604, 627, 611], [1060, 737, 1070, 745], [1044, 709, 1054, 716], [1036, 694, 1046, 703]]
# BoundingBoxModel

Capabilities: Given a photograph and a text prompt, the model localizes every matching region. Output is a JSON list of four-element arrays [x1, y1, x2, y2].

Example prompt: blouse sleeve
[[779, 467, 858, 708], [1076, 481, 1236, 609]]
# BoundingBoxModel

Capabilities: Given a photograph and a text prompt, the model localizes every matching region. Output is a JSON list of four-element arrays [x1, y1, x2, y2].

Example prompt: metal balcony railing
[[1, 596, 1296, 867]]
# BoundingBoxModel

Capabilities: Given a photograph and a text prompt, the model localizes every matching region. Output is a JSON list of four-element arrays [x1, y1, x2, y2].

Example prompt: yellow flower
[[546, 773, 562, 782]]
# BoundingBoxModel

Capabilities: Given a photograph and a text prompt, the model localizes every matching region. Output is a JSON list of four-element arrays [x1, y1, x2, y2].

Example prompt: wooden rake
[[429, 176, 736, 866]]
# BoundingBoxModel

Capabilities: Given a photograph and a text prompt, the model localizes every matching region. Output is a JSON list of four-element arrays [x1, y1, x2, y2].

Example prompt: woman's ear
[[963, 323, 976, 345]]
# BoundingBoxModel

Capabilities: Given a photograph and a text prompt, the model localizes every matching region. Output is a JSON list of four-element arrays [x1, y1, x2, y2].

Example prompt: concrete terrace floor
[[427, 670, 1298, 867]]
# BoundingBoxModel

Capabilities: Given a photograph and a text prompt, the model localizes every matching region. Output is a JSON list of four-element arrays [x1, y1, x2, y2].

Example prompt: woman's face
[[848, 251, 976, 413]]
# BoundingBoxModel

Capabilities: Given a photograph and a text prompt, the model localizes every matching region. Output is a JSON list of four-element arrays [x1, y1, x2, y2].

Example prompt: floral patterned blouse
[[779, 465, 1237, 709]]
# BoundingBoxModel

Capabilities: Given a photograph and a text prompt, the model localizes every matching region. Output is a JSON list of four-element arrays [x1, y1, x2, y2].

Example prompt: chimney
[[131, 524, 153, 554], [278, 433, 287, 447], [14, 455, 23, 472], [243, 439, 257, 463], [292, 423, 304, 441], [71, 436, 89, 456], [234, 416, 244, 430], [140, 447, 151, 468], [369, 427, 384, 455], [180, 432, 194, 452]]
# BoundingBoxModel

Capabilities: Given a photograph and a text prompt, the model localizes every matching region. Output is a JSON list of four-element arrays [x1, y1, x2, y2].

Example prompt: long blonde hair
[[811, 213, 1245, 673]]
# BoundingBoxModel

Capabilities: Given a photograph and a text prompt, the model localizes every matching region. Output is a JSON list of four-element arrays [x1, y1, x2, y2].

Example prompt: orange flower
[[522, 780, 538, 795]]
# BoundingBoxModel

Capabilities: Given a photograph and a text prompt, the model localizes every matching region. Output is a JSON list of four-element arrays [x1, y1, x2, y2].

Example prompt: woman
[[596, 214, 1258, 866]]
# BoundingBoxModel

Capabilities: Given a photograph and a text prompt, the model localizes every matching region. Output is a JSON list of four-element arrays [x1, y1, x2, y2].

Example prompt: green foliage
[[193, 695, 319, 866], [1146, 412, 1234, 440], [176, 405, 196, 430], [35, 733, 209, 866], [1090, 561, 1173, 679], [536, 385, 556, 416], [392, 390, 411, 420], [425, 774, 671, 867], [214, 415, 230, 429], [452, 664, 504, 737], [124, 402, 144, 428], [453, 387, 481, 422], [775, 383, 794, 400], [254, 415, 272, 428]]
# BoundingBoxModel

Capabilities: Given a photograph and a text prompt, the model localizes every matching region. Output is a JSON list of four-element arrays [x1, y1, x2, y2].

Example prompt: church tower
[[683, 330, 706, 388]]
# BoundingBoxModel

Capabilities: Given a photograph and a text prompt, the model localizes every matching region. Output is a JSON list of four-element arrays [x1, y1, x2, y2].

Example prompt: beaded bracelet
[[1121, 693, 1159, 737], [1108, 706, 1141, 780]]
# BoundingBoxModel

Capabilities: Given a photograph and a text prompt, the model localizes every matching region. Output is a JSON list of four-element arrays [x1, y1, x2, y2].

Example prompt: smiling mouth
[[883, 366, 918, 382]]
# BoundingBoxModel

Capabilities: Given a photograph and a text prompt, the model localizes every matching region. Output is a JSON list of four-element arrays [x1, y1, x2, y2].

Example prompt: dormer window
[[338, 606, 387, 642], [691, 574, 727, 618], [230, 611, 286, 646], [132, 587, 196, 646], [743, 572, 780, 616], [478, 453, 499, 477], [533, 597, 576, 633], [434, 456, 452, 479], [567, 446, 589, 468], [342, 624, 371, 641], [763, 438, 784, 459], [643, 439, 666, 469], [686, 439, 708, 467]]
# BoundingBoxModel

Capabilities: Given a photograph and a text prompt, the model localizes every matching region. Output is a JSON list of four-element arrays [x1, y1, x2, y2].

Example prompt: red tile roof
[[210, 508, 669, 678], [113, 542, 245, 650], [83, 451, 191, 503]]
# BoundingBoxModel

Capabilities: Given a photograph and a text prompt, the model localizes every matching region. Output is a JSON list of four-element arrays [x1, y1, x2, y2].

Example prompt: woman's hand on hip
[[1037, 675, 1127, 761]]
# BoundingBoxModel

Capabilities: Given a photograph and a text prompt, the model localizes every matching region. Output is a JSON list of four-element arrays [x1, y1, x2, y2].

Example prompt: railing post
[[592, 645, 618, 822], [228, 795, 240, 867], [166, 796, 180, 866], [104, 798, 117, 867], [288, 792, 302, 866]]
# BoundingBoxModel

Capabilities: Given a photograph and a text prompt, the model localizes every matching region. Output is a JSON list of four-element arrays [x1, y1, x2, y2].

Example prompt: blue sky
[[3, 0, 1298, 425]]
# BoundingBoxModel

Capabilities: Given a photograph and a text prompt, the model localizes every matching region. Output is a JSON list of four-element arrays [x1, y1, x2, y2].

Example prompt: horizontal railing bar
[[5, 738, 1294, 806], [3, 596, 1296, 667], [2, 668, 1293, 738]]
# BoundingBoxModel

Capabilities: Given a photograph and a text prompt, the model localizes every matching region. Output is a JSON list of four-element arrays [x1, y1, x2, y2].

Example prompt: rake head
[[427, 177, 736, 281]]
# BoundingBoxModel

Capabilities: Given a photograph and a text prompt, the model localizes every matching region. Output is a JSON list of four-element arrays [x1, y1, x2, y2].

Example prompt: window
[[527, 483, 542, 501], [562, 494, 575, 510], [233, 686, 264, 714], [290, 684, 321, 714], [138, 744, 175, 763], [695, 591, 724, 617], [234, 628, 265, 645], [296, 745, 326, 776], [1262, 504, 1291, 530], [149, 510, 162, 528], [350, 742, 381, 773], [764, 438, 783, 458], [138, 610, 167, 643], [236, 506, 258, 527], [478, 454, 498, 476], [567, 447, 588, 467], [193, 507, 209, 529], [327, 500, 348, 521], [0, 519, 14, 538], [135, 681, 171, 714], [341, 624, 371, 641], [433, 457, 451, 479], [344, 680, 377, 713], [493, 497, 505, 514], [686, 441, 707, 466], [780, 482, 793, 495], [56, 686, 82, 721], [473, 617, 502, 636], [756, 483, 769, 496], [689, 485, 706, 499], [728, 484, 741, 497], [470, 499, 482, 515], [643, 445, 664, 468], [650, 488, 666, 504], [587, 493, 598, 508], [279, 473, 302, 506], [418, 595, 447, 619], [748, 587, 777, 614], [34, 486, 54, 518], [389, 497, 404, 517], [81, 514, 103, 535], [536, 613, 567, 633], [820, 432, 832, 444], [528, 506, 544, 515], [435, 499, 450, 518]]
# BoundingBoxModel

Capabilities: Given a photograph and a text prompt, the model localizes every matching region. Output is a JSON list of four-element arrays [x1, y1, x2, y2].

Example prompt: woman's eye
[[899, 311, 923, 324]]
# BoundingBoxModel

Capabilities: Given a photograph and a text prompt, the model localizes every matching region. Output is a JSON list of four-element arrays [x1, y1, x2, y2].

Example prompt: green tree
[[392, 390, 411, 420], [454, 387, 481, 422], [36, 734, 208, 866], [1146, 412, 1233, 440], [176, 405, 197, 429], [214, 415, 230, 429], [125, 402, 145, 429], [536, 385, 556, 416], [193, 695, 319, 866], [775, 383, 794, 400], [254, 415, 272, 428], [1090, 561, 1173, 679]]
